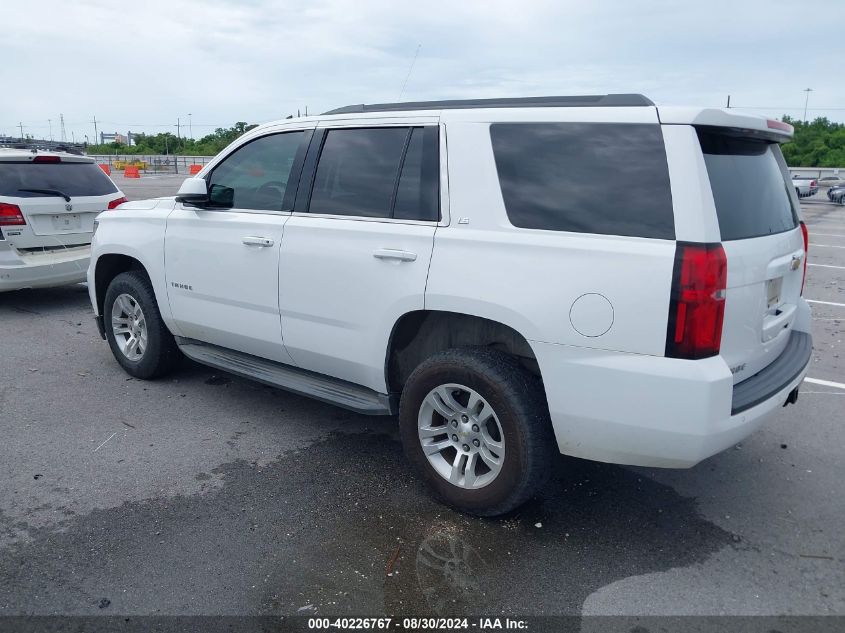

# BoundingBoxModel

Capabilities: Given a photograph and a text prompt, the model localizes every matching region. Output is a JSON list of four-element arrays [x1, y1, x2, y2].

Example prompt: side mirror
[[208, 183, 235, 208], [175, 178, 209, 206]]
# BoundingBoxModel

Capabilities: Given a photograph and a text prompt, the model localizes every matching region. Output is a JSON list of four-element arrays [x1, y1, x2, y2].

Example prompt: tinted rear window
[[0, 161, 118, 198], [698, 130, 798, 241], [308, 126, 439, 221], [310, 127, 409, 218], [490, 123, 675, 239]]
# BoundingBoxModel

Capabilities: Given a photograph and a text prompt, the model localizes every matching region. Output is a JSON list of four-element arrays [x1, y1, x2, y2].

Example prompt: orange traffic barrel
[[189, 164, 202, 175], [98, 164, 111, 175], [124, 166, 140, 178]]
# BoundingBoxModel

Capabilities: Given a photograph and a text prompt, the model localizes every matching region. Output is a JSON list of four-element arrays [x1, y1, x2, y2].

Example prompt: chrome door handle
[[373, 248, 417, 262], [242, 236, 274, 247]]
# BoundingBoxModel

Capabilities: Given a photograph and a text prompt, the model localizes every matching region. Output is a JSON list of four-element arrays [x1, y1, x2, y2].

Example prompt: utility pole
[[48, 119, 53, 141], [60, 114, 67, 142], [176, 117, 181, 140], [92, 115, 99, 145], [18, 122, 24, 140], [726, 95, 731, 108], [803, 88, 813, 122], [188, 113, 192, 140]]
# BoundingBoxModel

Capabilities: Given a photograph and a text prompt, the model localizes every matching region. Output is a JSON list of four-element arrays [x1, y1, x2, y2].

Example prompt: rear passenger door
[[279, 121, 441, 393]]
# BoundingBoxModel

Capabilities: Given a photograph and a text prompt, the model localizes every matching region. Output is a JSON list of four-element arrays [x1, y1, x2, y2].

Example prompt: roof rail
[[322, 94, 654, 115]]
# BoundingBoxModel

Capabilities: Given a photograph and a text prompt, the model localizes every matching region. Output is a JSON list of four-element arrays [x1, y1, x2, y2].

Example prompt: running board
[[175, 337, 395, 416]]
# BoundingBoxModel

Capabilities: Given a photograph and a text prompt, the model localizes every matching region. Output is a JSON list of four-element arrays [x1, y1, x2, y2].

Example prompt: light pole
[[48, 119, 53, 141], [188, 113, 193, 140], [803, 88, 814, 122]]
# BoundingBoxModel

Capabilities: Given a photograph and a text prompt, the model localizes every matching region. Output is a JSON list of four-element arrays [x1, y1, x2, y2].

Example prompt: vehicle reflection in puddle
[[414, 530, 486, 613], [0, 429, 738, 616]]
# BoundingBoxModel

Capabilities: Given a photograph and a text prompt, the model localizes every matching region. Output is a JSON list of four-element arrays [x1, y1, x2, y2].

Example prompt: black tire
[[398, 347, 555, 516], [103, 270, 179, 379]]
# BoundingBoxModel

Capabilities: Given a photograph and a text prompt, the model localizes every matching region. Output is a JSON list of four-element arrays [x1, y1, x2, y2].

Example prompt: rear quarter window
[[0, 161, 118, 198], [490, 122, 675, 239], [697, 130, 798, 241]]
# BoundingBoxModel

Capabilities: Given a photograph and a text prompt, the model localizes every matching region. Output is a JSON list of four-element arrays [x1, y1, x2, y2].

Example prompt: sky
[[2, 0, 844, 143]]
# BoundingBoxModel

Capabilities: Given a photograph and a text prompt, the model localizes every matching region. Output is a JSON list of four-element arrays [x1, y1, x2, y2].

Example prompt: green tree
[[780, 116, 845, 167], [86, 122, 259, 156]]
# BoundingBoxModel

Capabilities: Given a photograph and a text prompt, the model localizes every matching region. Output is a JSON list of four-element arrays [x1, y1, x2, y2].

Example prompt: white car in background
[[817, 175, 845, 188], [0, 149, 126, 292], [791, 174, 818, 198]]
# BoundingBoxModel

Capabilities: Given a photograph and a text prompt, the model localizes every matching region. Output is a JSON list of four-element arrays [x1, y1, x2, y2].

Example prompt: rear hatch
[[697, 127, 805, 384], [0, 156, 123, 250]]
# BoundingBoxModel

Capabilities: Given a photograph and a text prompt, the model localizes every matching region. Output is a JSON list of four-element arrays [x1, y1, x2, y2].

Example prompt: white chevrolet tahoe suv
[[88, 94, 813, 516], [1, 149, 126, 291]]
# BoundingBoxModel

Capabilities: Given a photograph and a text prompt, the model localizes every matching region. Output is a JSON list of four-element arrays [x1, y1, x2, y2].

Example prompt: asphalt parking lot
[[0, 176, 843, 618]]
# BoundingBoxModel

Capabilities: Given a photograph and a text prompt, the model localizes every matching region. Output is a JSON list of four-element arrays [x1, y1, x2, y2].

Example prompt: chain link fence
[[86, 155, 215, 175]]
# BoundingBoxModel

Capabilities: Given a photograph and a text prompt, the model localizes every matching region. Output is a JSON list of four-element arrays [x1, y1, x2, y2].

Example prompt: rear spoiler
[[657, 106, 793, 142]]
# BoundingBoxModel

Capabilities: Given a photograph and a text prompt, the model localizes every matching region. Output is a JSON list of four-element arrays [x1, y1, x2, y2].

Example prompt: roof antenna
[[398, 44, 421, 101]]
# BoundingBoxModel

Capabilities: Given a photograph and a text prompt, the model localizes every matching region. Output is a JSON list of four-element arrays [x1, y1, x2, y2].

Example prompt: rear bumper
[[532, 329, 812, 468], [0, 245, 90, 292], [732, 331, 812, 414]]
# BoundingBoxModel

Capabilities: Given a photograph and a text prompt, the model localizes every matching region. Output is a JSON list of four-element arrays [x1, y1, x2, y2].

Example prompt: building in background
[[100, 132, 132, 145]]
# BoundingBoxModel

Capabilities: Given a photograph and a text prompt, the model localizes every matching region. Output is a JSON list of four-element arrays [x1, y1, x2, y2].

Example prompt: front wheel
[[104, 270, 179, 379], [399, 348, 555, 516]]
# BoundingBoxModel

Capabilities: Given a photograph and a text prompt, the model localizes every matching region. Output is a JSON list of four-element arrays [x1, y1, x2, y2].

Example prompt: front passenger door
[[165, 127, 312, 363]]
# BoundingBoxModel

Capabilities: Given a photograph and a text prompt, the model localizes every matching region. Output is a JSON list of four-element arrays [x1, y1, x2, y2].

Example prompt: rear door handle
[[373, 248, 417, 262], [242, 236, 274, 247]]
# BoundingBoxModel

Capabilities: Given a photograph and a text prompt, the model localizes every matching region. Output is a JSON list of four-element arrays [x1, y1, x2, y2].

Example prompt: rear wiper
[[17, 188, 71, 202]]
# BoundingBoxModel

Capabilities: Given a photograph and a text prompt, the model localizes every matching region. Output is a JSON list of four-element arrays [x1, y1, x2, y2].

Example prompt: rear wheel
[[104, 271, 178, 379], [399, 347, 555, 516]]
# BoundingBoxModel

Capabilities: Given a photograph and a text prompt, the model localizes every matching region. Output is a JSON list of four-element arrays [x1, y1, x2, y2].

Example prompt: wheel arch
[[384, 310, 540, 395], [93, 253, 147, 316]]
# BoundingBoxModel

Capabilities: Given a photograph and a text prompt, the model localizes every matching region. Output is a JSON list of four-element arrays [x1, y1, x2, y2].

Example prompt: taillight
[[32, 155, 61, 163], [810, 180, 817, 187], [0, 202, 26, 226], [107, 196, 128, 210], [800, 221, 809, 296], [767, 119, 794, 134], [666, 242, 727, 360]]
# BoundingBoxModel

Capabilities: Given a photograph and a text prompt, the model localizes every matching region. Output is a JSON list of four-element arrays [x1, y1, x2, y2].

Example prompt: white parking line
[[807, 299, 845, 307], [808, 263, 845, 270], [811, 244, 845, 249], [805, 377, 845, 390], [802, 391, 845, 395]]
